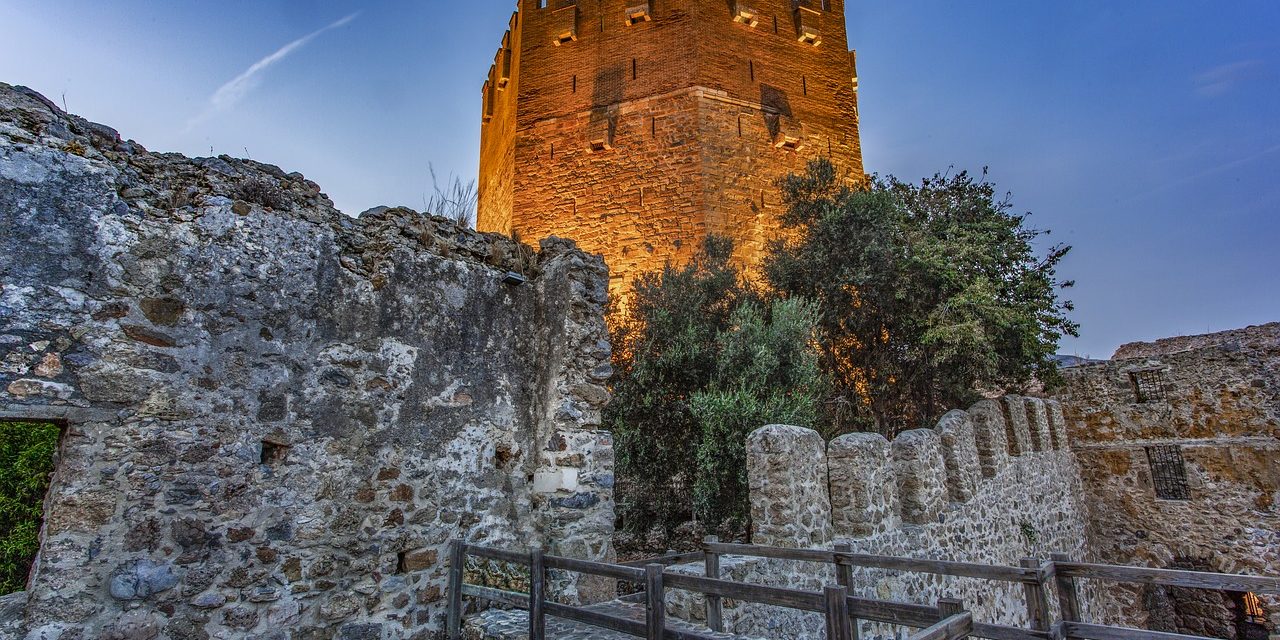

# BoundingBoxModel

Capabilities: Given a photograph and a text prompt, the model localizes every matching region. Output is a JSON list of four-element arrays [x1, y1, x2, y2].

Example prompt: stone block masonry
[[478, 0, 865, 295], [0, 83, 615, 639], [669, 395, 1112, 640], [1057, 324, 1280, 636]]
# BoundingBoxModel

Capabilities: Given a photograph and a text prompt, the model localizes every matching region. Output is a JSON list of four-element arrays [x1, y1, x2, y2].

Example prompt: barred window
[[1146, 445, 1190, 500], [1129, 369, 1167, 403]]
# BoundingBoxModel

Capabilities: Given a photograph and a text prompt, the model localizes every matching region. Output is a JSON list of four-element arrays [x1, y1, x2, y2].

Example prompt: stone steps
[[465, 600, 763, 640]]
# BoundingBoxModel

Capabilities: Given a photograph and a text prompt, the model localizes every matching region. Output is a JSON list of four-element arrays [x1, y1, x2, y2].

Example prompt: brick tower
[[478, 0, 864, 292]]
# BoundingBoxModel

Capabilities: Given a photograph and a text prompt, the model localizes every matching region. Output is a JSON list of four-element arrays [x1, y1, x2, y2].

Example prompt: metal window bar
[[1146, 445, 1190, 500], [1129, 370, 1167, 403]]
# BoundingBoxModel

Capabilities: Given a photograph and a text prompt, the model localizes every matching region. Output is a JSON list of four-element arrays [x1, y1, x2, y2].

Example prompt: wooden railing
[[445, 537, 1280, 640]]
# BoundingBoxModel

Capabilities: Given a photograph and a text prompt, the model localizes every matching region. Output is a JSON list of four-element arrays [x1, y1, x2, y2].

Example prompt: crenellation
[[936, 410, 981, 502], [826, 432, 899, 538], [890, 428, 948, 525], [1024, 397, 1053, 453], [746, 425, 832, 548], [1000, 394, 1033, 456], [968, 398, 1011, 477]]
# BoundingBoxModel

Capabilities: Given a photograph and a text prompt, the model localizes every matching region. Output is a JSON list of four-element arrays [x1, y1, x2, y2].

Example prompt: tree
[[0, 421, 60, 595], [608, 236, 824, 542], [765, 159, 1078, 436]]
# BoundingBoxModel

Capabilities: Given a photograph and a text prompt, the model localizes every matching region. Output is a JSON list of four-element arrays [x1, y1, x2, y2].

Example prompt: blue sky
[[1, 1, 1277, 358]]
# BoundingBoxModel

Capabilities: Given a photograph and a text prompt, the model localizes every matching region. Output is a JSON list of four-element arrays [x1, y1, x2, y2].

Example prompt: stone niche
[[0, 83, 616, 639]]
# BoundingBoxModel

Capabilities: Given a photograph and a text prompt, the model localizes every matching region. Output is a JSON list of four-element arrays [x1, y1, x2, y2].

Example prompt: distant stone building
[[477, 0, 865, 292], [1057, 324, 1280, 640]]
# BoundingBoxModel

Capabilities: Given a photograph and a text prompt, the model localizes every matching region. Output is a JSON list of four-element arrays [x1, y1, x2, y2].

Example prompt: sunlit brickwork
[[478, 0, 866, 293]]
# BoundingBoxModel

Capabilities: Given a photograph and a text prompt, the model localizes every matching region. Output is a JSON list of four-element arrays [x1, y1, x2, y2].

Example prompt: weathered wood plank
[[646, 564, 666, 640], [704, 536, 724, 633], [1062, 622, 1218, 640], [911, 613, 974, 640], [1056, 562, 1280, 594], [465, 543, 529, 566], [972, 622, 1052, 640], [546, 555, 646, 581], [446, 539, 466, 640], [826, 586, 854, 640], [530, 549, 546, 640], [544, 602, 647, 637], [620, 551, 707, 568], [705, 542, 1036, 583], [1051, 554, 1081, 624], [462, 584, 530, 609], [663, 572, 826, 612], [845, 596, 939, 627], [1021, 558, 1050, 632]]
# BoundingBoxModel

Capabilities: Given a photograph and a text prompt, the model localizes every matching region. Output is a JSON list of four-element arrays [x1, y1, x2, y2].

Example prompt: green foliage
[[0, 421, 60, 595], [691, 299, 825, 532], [765, 159, 1078, 436], [608, 237, 824, 541]]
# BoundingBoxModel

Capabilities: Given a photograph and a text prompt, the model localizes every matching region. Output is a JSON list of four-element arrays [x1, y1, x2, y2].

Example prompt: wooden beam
[[826, 585, 854, 640], [646, 564, 666, 640], [703, 536, 724, 632], [1021, 558, 1050, 632], [446, 539, 466, 640], [1062, 622, 1218, 640], [530, 549, 546, 640], [1055, 562, 1280, 594]]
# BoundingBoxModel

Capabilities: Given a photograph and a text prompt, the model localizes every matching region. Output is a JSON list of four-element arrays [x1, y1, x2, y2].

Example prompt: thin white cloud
[[1122, 142, 1280, 204], [1192, 59, 1263, 97], [187, 12, 360, 130]]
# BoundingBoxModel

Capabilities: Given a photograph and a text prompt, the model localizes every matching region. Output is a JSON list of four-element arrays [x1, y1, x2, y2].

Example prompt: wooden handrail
[[446, 539, 1279, 640], [1054, 562, 1280, 594]]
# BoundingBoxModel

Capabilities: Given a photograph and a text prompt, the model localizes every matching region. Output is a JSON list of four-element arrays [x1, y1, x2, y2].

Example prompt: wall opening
[[1130, 369, 1167, 403], [0, 420, 62, 595], [1145, 444, 1190, 500], [1144, 558, 1273, 640]]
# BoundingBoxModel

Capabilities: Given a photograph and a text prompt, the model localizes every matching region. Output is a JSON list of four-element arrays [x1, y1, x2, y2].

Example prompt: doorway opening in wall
[[0, 420, 62, 595], [1143, 558, 1274, 640]]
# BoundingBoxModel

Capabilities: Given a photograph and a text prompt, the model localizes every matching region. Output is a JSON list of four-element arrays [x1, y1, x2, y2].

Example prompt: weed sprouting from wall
[[423, 163, 478, 228]]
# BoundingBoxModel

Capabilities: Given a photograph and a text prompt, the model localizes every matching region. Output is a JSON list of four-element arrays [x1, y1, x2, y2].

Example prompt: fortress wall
[[0, 84, 615, 639], [1057, 325, 1280, 634], [670, 395, 1111, 640]]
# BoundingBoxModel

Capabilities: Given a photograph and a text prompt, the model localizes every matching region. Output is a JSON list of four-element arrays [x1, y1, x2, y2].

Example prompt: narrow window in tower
[[537, 0, 546, 7], [749, 60, 755, 81], [651, 117, 656, 137], [639, 187, 645, 207], [572, 75, 577, 93], [822, 0, 831, 10], [632, 58, 638, 80], [802, 76, 808, 95], [737, 116, 743, 137], [773, 15, 779, 33], [550, 143, 555, 160], [600, 16, 604, 32]]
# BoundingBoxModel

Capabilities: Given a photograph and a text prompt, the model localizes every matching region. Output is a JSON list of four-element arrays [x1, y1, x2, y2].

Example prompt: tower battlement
[[478, 0, 865, 292]]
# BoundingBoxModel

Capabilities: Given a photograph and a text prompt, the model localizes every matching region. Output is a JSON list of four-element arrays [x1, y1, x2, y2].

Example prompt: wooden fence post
[[530, 548, 546, 640], [1051, 553, 1081, 630], [704, 535, 724, 632], [938, 598, 967, 640], [825, 585, 854, 640], [446, 539, 466, 640], [645, 563, 666, 640], [834, 543, 859, 640], [1021, 557, 1050, 633]]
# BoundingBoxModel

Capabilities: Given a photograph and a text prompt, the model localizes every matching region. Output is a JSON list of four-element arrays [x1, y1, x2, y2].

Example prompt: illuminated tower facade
[[478, 0, 864, 292]]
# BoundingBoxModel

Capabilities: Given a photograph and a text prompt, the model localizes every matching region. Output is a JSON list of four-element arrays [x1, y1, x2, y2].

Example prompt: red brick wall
[[479, 0, 865, 293]]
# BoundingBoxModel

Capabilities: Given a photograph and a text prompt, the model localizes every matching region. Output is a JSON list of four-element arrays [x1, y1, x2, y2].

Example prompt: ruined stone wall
[[669, 396, 1111, 640], [1057, 324, 1280, 635], [477, 0, 864, 294], [0, 83, 615, 639]]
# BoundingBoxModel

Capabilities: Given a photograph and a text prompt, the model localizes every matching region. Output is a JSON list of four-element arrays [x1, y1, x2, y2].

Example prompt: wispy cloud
[[1192, 59, 1263, 97], [1122, 142, 1280, 204], [187, 12, 360, 130]]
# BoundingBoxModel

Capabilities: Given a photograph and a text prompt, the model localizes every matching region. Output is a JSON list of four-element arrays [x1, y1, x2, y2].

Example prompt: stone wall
[[477, 0, 865, 294], [1057, 324, 1280, 636], [0, 83, 615, 639], [669, 396, 1111, 639]]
